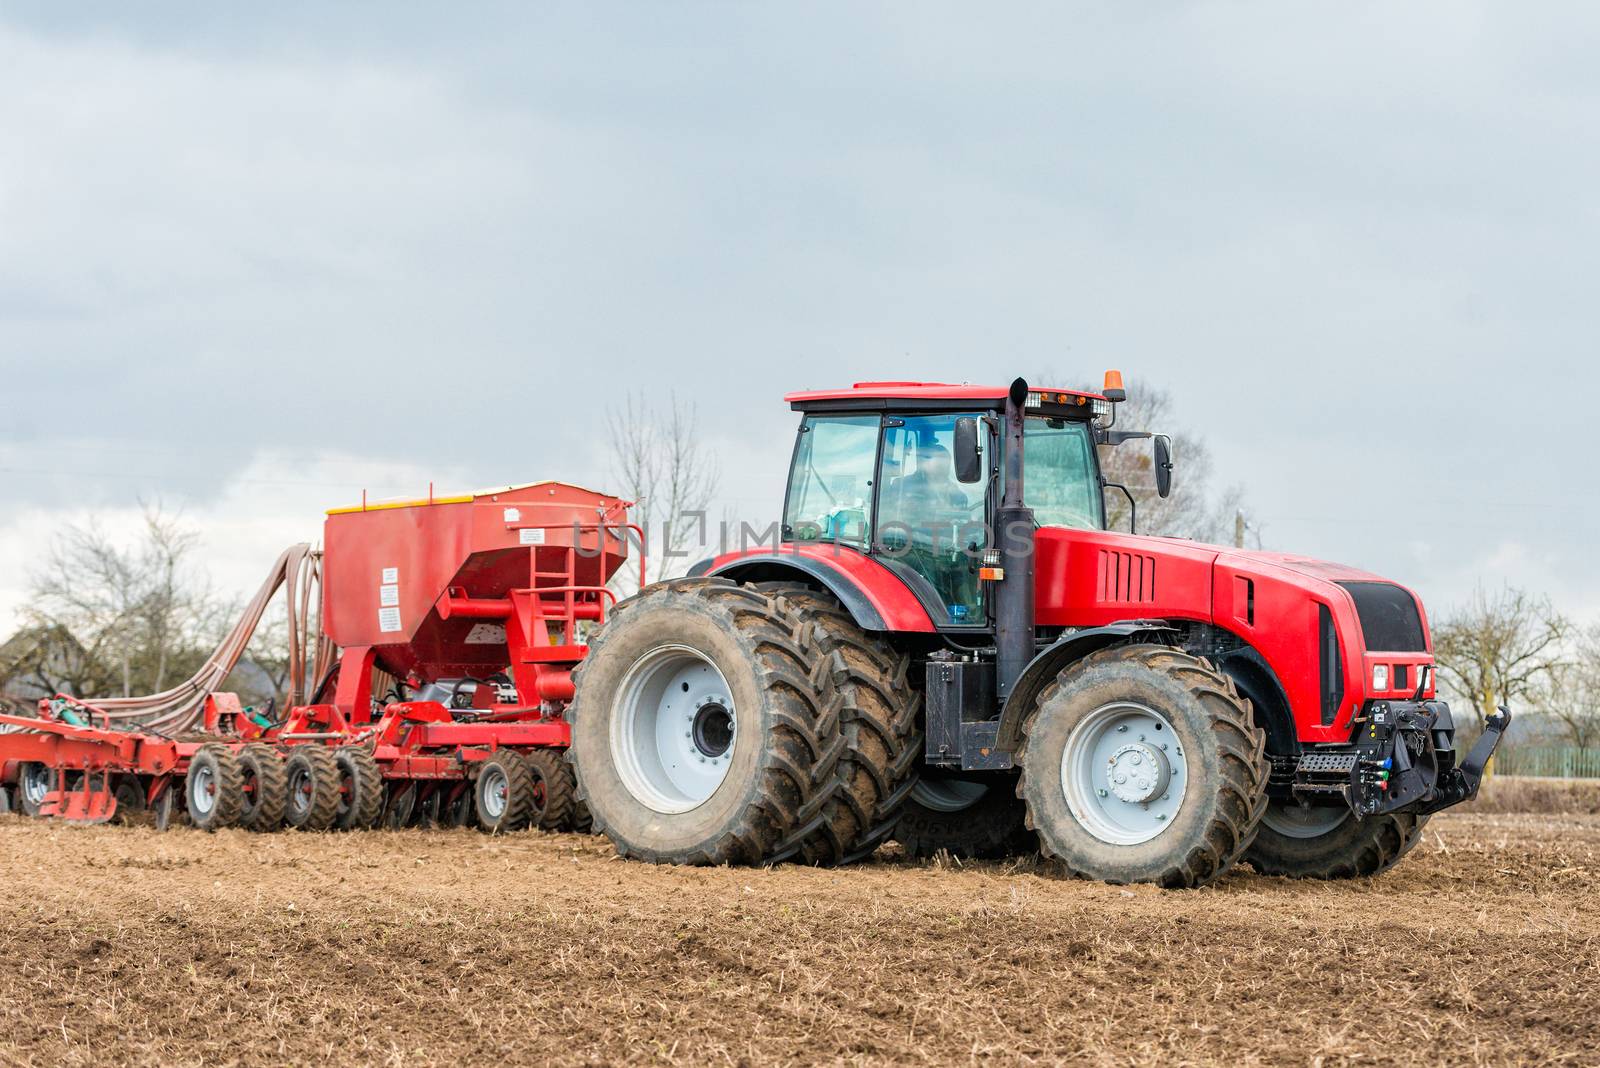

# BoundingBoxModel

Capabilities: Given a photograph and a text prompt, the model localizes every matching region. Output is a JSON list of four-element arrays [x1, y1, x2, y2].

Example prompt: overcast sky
[[1, 2, 1595, 629]]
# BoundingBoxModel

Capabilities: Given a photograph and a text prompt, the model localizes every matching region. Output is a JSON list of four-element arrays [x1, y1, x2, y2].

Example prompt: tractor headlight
[[1372, 664, 1389, 692]]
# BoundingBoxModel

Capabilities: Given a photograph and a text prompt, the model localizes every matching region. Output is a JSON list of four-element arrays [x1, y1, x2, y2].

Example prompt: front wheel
[[1019, 645, 1268, 888], [1245, 802, 1428, 878]]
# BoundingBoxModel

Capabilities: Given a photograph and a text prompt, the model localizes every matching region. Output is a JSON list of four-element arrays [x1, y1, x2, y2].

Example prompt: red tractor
[[566, 375, 1508, 886]]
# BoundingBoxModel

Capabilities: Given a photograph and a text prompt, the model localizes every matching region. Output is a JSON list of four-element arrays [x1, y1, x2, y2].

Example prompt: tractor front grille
[[1337, 581, 1427, 652]]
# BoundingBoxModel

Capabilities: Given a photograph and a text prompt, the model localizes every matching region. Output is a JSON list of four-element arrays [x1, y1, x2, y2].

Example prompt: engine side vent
[[1337, 581, 1427, 652], [1097, 550, 1157, 606]]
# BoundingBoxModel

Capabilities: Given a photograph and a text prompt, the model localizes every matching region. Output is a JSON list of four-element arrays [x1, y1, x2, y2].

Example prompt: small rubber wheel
[[332, 747, 385, 830], [238, 745, 288, 831], [476, 752, 534, 834], [525, 749, 576, 830], [186, 745, 245, 831], [565, 798, 594, 834], [283, 747, 341, 831], [16, 762, 54, 818]]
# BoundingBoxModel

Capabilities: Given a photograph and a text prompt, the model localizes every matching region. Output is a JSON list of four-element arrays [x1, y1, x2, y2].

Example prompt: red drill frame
[[0, 480, 640, 825]]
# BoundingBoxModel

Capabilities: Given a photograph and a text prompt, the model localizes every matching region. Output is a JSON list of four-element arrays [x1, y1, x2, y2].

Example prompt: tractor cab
[[781, 381, 1111, 627]]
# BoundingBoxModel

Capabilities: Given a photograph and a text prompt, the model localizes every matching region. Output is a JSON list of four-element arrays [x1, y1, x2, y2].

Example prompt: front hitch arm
[[1418, 705, 1513, 815]]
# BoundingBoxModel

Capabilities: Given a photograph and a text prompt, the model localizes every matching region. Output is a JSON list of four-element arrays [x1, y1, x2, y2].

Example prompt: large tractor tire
[[283, 747, 342, 831], [759, 584, 920, 864], [237, 744, 288, 832], [569, 578, 843, 866], [16, 762, 53, 818], [896, 771, 1037, 859], [1245, 803, 1428, 878], [186, 744, 245, 832], [1019, 645, 1268, 888]]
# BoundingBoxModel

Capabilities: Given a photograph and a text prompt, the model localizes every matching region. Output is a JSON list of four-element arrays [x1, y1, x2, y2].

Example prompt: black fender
[[1210, 647, 1297, 758], [994, 621, 1177, 752], [686, 554, 893, 632]]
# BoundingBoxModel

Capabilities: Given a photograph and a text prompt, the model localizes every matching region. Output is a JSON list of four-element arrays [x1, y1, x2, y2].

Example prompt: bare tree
[[1530, 624, 1600, 748], [3, 506, 232, 699], [604, 392, 720, 594], [1433, 586, 1568, 724]]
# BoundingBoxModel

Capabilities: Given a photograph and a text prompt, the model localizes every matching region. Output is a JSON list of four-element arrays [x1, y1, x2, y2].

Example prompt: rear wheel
[[896, 772, 1036, 859], [332, 747, 384, 830], [283, 747, 341, 831], [1246, 802, 1428, 878], [1019, 645, 1268, 888], [759, 584, 920, 864], [238, 745, 287, 831], [186, 745, 245, 831], [570, 578, 843, 866], [476, 752, 535, 833]]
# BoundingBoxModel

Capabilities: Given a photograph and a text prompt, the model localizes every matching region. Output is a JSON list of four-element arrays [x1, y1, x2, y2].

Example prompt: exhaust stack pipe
[[994, 377, 1036, 702]]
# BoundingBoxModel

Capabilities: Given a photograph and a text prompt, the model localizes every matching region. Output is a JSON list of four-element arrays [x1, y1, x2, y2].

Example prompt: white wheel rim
[[611, 645, 737, 814], [1261, 800, 1350, 839], [22, 765, 50, 807], [482, 769, 508, 820], [190, 765, 216, 816], [910, 777, 989, 813], [1061, 701, 1187, 845]]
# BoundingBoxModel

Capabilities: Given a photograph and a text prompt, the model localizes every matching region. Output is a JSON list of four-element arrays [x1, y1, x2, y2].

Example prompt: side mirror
[[953, 417, 983, 483], [1154, 435, 1173, 498]]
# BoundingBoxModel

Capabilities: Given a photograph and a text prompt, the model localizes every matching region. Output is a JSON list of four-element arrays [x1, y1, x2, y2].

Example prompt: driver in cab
[[891, 442, 969, 525]]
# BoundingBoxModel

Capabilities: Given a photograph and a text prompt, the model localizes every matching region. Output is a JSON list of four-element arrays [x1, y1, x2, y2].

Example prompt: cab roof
[[785, 381, 1106, 408]]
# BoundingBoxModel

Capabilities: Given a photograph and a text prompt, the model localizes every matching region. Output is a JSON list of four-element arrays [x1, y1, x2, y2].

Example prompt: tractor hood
[[1033, 527, 1435, 743]]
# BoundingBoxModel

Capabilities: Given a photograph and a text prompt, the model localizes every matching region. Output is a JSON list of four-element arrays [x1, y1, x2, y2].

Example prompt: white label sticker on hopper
[[379, 584, 400, 607], [503, 508, 521, 523], [378, 607, 402, 633], [381, 567, 399, 584], [519, 528, 546, 545]]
